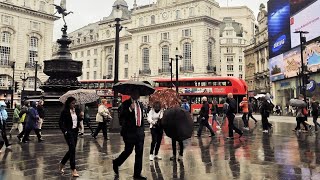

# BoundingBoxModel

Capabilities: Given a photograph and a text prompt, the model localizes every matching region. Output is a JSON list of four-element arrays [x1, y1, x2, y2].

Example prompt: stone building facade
[[68, 0, 255, 81], [244, 4, 270, 96], [0, 0, 58, 98]]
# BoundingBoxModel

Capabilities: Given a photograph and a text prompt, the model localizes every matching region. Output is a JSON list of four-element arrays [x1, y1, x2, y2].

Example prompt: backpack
[[302, 108, 308, 116]]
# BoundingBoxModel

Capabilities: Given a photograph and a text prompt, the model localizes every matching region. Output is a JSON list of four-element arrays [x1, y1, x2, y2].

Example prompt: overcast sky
[[53, 0, 268, 39]]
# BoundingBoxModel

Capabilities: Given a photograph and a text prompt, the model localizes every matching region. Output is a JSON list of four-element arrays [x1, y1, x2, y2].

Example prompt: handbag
[[19, 113, 26, 123]]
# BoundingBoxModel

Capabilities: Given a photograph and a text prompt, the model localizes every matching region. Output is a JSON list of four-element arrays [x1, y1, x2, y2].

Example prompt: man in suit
[[113, 89, 146, 180]]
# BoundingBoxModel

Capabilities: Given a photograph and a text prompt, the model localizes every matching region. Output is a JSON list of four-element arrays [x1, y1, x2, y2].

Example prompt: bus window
[[226, 80, 232, 86], [89, 83, 94, 89], [207, 81, 213, 86], [154, 82, 159, 87], [94, 83, 99, 88], [81, 83, 88, 89], [99, 82, 105, 89], [106, 83, 112, 88]]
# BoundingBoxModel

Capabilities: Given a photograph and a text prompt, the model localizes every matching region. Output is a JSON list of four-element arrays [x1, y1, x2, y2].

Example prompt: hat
[[201, 96, 207, 102]]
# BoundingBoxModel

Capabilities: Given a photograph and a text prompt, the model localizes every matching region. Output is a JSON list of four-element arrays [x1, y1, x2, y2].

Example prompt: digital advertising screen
[[283, 47, 302, 78], [270, 54, 285, 81], [290, 0, 317, 16], [290, 0, 320, 48], [268, 0, 292, 58], [304, 41, 320, 72]]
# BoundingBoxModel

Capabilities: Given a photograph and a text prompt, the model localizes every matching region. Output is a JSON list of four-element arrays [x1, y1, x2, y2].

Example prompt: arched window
[[208, 41, 213, 65], [0, 31, 11, 66], [142, 48, 149, 70], [151, 15, 155, 24], [29, 36, 39, 65], [176, 10, 181, 19], [183, 43, 192, 68], [107, 58, 113, 77], [162, 45, 169, 71]]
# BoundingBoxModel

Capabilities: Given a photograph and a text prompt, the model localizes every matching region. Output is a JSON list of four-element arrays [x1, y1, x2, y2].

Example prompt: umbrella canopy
[[160, 107, 193, 141], [254, 94, 265, 99], [289, 99, 307, 108], [59, 89, 99, 105], [112, 81, 155, 96], [149, 88, 180, 108]]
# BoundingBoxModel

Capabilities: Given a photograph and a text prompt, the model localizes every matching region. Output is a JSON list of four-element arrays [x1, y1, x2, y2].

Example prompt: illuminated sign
[[273, 35, 287, 52]]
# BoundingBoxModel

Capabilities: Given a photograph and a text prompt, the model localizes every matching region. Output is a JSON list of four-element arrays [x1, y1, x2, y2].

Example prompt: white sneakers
[[243, 127, 250, 131], [150, 154, 162, 161], [262, 130, 268, 133], [149, 154, 154, 161]]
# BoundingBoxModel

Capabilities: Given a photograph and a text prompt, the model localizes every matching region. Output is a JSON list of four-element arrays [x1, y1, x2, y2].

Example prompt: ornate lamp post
[[113, 5, 123, 107], [174, 47, 182, 93]]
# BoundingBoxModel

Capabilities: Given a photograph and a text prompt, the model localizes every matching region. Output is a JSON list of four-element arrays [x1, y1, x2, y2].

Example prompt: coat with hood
[[26, 102, 39, 129], [13, 105, 21, 123]]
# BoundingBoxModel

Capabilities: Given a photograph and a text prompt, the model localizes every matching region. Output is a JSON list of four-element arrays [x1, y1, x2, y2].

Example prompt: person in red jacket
[[240, 97, 249, 130]]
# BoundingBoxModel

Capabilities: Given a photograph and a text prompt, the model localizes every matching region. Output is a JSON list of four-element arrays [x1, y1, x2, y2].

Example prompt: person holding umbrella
[[195, 96, 215, 137], [58, 97, 83, 177], [92, 99, 112, 140], [113, 89, 147, 180], [147, 101, 164, 161]]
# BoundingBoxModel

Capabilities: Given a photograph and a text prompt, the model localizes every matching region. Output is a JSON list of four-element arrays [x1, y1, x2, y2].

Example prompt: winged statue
[[52, 0, 73, 25]]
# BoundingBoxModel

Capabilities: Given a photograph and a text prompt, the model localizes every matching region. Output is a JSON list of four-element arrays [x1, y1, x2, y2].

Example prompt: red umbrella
[[149, 88, 180, 108]]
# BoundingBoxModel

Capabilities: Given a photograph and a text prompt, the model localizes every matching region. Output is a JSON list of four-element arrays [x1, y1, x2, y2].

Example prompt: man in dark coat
[[195, 96, 215, 137], [226, 93, 243, 139], [113, 89, 146, 180]]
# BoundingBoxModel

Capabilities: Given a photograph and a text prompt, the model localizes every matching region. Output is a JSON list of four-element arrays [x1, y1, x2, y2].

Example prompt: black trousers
[[197, 118, 215, 136], [150, 127, 163, 155], [248, 112, 257, 122], [84, 119, 94, 133], [295, 117, 308, 130], [17, 122, 26, 139], [61, 129, 78, 170], [22, 127, 41, 142], [93, 122, 107, 138], [172, 139, 183, 156], [242, 113, 249, 127], [114, 128, 144, 176], [313, 115, 320, 131], [0, 122, 10, 146], [227, 114, 242, 137], [261, 115, 270, 130]]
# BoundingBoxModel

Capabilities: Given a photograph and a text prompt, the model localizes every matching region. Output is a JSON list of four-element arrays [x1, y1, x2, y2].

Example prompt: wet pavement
[[1, 116, 320, 180]]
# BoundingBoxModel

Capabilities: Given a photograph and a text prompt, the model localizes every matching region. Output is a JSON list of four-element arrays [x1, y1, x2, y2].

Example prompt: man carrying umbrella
[[113, 88, 147, 180]]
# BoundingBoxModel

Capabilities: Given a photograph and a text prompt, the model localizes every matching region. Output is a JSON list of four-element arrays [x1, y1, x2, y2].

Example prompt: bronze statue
[[52, 0, 73, 25]]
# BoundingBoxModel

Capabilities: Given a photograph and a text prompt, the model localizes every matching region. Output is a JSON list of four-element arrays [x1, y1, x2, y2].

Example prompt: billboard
[[305, 41, 320, 72], [268, 0, 292, 58], [290, 0, 317, 16], [290, 0, 320, 48]]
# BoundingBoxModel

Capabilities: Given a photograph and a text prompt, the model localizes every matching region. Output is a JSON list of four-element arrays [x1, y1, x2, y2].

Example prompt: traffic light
[[14, 81, 19, 92]]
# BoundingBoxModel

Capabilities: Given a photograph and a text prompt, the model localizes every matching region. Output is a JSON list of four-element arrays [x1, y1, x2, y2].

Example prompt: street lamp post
[[10, 61, 15, 108], [34, 61, 38, 93], [20, 72, 28, 102], [174, 47, 182, 94], [294, 31, 309, 102], [113, 5, 123, 107], [169, 58, 173, 88]]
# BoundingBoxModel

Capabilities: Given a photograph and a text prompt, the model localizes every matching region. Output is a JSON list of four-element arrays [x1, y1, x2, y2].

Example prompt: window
[[93, 71, 97, 79], [227, 65, 233, 71], [86, 72, 89, 79], [239, 56, 243, 63], [239, 74, 243, 79], [226, 47, 233, 53], [227, 39, 232, 43], [75, 52, 78, 58], [83, 37, 87, 43], [0, 76, 6, 87], [226, 30, 233, 36], [94, 59, 97, 67], [208, 7, 212, 16], [1, 32, 11, 44], [182, 29, 191, 37], [142, 48, 150, 70], [208, 28, 212, 36], [239, 65, 243, 72], [227, 74, 234, 76], [94, 49, 97, 55], [29, 37, 38, 65], [183, 42, 192, 68], [151, 15, 155, 24], [108, 58, 113, 76], [87, 60, 90, 67], [176, 10, 181, 19], [27, 77, 40, 89], [39, 1, 45, 11], [189, 7, 194, 16], [161, 32, 169, 40], [124, 68, 128, 78], [81, 51, 84, 57], [0, 32, 11, 66], [162, 45, 169, 70], [227, 56, 233, 62], [208, 41, 213, 65], [87, 50, 90, 56], [139, 17, 144, 26], [142, 35, 149, 43], [125, 54, 128, 63], [125, 43, 129, 50]]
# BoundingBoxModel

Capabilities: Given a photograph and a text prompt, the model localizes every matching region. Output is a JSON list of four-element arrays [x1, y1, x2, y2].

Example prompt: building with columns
[[0, 0, 58, 101], [68, 0, 256, 82], [244, 4, 270, 96]]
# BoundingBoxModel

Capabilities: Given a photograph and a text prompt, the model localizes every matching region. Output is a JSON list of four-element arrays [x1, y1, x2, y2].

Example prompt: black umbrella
[[161, 107, 193, 141], [112, 81, 155, 96]]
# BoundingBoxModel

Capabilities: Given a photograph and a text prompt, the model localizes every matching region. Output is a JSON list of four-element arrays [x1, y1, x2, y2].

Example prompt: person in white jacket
[[92, 99, 112, 140], [147, 101, 164, 161]]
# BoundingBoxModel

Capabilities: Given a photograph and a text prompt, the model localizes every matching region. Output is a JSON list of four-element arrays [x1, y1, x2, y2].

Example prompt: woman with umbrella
[[147, 101, 164, 161], [58, 97, 83, 177]]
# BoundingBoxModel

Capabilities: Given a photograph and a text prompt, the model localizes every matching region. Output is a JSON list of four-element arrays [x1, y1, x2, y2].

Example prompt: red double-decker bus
[[153, 76, 248, 114], [79, 79, 130, 108]]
